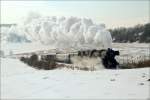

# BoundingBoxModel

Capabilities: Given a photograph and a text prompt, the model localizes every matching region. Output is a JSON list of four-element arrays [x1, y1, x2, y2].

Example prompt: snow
[[113, 43, 150, 63], [1, 58, 150, 99], [1, 42, 56, 55], [113, 43, 149, 56]]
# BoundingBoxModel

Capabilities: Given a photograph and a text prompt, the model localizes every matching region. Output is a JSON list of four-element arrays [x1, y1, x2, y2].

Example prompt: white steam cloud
[[2, 13, 112, 49]]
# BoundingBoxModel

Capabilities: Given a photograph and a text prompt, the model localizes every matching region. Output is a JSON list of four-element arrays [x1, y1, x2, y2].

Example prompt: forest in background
[[109, 23, 150, 43]]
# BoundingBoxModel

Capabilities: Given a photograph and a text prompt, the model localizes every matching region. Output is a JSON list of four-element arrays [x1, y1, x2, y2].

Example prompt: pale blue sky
[[1, 0, 149, 28]]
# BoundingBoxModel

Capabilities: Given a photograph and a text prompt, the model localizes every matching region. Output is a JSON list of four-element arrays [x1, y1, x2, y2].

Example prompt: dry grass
[[129, 59, 150, 68], [119, 59, 150, 69]]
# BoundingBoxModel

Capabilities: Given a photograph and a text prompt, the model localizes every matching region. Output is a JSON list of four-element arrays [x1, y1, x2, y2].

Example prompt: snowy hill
[[1, 58, 150, 99]]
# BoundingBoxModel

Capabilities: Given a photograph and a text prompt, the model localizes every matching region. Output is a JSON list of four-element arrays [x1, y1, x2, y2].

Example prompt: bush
[[30, 54, 38, 62], [41, 61, 50, 70], [34, 60, 56, 70], [27, 54, 38, 66], [20, 57, 29, 64], [20, 57, 26, 62], [20, 54, 57, 70]]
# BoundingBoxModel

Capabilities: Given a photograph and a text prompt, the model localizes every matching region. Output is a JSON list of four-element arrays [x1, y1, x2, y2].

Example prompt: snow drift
[[1, 14, 112, 49]]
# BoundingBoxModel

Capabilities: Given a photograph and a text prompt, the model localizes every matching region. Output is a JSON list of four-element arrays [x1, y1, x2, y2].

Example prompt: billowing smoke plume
[[2, 13, 112, 49]]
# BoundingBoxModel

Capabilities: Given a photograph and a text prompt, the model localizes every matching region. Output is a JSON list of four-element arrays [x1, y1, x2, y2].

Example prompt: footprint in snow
[[110, 79, 116, 81], [43, 76, 49, 79], [114, 73, 119, 76], [142, 73, 146, 78], [65, 96, 71, 98], [142, 73, 146, 75], [139, 83, 144, 85]]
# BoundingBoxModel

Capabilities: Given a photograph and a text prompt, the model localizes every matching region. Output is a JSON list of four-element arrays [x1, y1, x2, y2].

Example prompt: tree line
[[109, 23, 150, 43]]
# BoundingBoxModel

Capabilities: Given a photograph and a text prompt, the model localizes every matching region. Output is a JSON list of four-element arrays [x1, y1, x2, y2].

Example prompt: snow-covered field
[[1, 57, 150, 99], [113, 43, 149, 57], [1, 15, 150, 99], [113, 43, 150, 63]]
